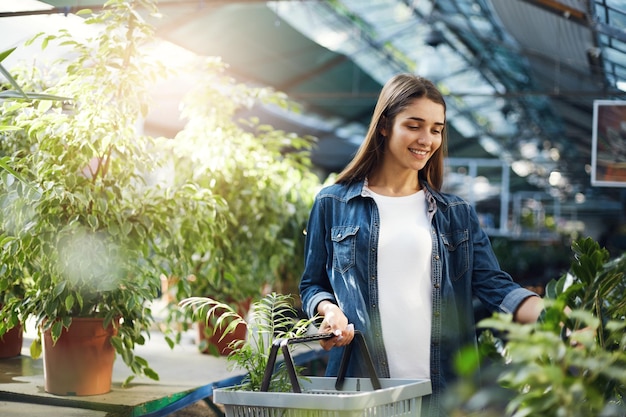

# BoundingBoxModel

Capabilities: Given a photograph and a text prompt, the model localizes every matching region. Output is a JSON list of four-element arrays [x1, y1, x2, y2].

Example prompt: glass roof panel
[[6, 0, 625, 205], [271, 0, 590, 198]]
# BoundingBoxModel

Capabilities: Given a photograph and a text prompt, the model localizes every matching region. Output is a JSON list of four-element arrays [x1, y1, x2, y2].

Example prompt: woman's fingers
[[319, 323, 355, 349]]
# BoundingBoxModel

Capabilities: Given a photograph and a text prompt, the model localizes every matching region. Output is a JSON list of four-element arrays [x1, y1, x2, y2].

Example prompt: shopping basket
[[213, 331, 432, 417]]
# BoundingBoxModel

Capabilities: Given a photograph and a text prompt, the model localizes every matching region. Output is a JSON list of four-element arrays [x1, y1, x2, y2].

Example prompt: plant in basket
[[180, 293, 432, 417], [179, 292, 318, 392]]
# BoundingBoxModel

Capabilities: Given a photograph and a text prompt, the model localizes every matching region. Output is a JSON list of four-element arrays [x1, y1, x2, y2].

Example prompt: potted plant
[[447, 237, 626, 416], [1, 46, 69, 358], [0, 268, 30, 359], [0, 0, 227, 393], [161, 57, 320, 355]]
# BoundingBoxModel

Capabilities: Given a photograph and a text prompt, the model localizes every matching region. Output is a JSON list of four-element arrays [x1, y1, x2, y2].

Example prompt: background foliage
[[1, 0, 321, 382], [448, 238, 626, 417], [162, 57, 320, 318]]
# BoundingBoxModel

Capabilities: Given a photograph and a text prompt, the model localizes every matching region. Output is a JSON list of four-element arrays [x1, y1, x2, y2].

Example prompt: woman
[[299, 73, 543, 416]]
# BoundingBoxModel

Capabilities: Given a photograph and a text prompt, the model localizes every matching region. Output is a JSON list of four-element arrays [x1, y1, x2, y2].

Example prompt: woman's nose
[[416, 133, 432, 146]]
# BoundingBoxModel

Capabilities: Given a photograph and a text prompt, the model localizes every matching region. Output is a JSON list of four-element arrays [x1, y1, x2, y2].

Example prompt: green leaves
[[2, 0, 321, 389], [547, 237, 626, 344], [0, 0, 171, 383], [456, 238, 626, 416], [179, 292, 318, 392], [0, 46, 70, 102], [570, 237, 609, 287], [0, 48, 26, 97], [29, 337, 42, 359]]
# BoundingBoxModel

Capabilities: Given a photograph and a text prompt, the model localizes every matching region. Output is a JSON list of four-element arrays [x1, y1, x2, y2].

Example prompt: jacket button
[[434, 255, 440, 260], [434, 283, 440, 289]]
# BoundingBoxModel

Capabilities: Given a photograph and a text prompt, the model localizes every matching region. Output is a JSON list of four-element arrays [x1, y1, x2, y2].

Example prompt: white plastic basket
[[214, 376, 431, 417], [212, 332, 432, 417]]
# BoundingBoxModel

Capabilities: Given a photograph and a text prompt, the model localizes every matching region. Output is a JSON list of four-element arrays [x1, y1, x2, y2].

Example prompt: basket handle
[[260, 330, 381, 393]]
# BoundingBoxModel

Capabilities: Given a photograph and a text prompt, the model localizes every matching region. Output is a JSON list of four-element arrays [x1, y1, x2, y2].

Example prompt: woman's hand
[[514, 295, 544, 323], [317, 301, 355, 350]]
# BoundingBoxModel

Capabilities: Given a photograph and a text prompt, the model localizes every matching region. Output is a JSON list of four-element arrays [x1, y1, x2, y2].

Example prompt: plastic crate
[[214, 376, 431, 417], [213, 332, 432, 417]]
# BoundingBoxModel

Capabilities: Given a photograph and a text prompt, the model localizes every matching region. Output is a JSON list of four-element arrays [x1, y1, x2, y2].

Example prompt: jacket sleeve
[[299, 195, 337, 319], [467, 203, 538, 314]]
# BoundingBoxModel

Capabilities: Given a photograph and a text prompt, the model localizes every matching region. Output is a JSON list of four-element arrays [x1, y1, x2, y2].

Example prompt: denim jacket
[[299, 179, 537, 417]]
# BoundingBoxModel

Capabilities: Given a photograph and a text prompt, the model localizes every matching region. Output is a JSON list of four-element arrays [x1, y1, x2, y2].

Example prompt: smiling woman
[[299, 73, 542, 417]]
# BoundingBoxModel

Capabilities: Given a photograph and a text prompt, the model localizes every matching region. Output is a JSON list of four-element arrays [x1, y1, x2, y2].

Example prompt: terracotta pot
[[0, 324, 23, 359], [198, 318, 247, 356], [43, 317, 117, 396], [197, 299, 250, 356]]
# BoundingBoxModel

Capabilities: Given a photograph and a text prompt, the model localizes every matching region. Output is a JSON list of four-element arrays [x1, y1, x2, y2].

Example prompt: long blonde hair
[[335, 74, 448, 191]]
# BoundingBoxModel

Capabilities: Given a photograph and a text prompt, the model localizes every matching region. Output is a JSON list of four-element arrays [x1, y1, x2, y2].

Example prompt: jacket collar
[[349, 177, 449, 208], [422, 181, 449, 207]]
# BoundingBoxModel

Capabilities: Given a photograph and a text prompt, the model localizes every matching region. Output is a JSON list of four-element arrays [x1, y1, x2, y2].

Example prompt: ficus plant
[[161, 56, 321, 340], [0, 0, 228, 385], [1, 45, 70, 336], [447, 237, 626, 417], [1, 0, 323, 385]]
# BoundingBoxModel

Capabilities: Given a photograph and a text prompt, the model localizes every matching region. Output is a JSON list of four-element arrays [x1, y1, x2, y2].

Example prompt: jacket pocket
[[441, 229, 469, 281], [331, 225, 359, 274]]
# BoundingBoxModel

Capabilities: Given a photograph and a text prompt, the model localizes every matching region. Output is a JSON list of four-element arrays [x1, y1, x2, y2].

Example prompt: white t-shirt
[[369, 189, 432, 379]]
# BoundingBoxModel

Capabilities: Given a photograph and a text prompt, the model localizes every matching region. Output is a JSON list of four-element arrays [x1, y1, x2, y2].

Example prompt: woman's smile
[[409, 147, 429, 158]]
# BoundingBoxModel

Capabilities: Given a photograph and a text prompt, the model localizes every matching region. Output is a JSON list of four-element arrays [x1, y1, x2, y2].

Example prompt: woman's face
[[381, 97, 445, 173]]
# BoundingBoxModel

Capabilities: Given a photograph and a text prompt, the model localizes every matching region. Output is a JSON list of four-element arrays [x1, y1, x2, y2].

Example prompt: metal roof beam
[[519, 0, 587, 24], [522, 0, 626, 45], [592, 20, 626, 45]]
